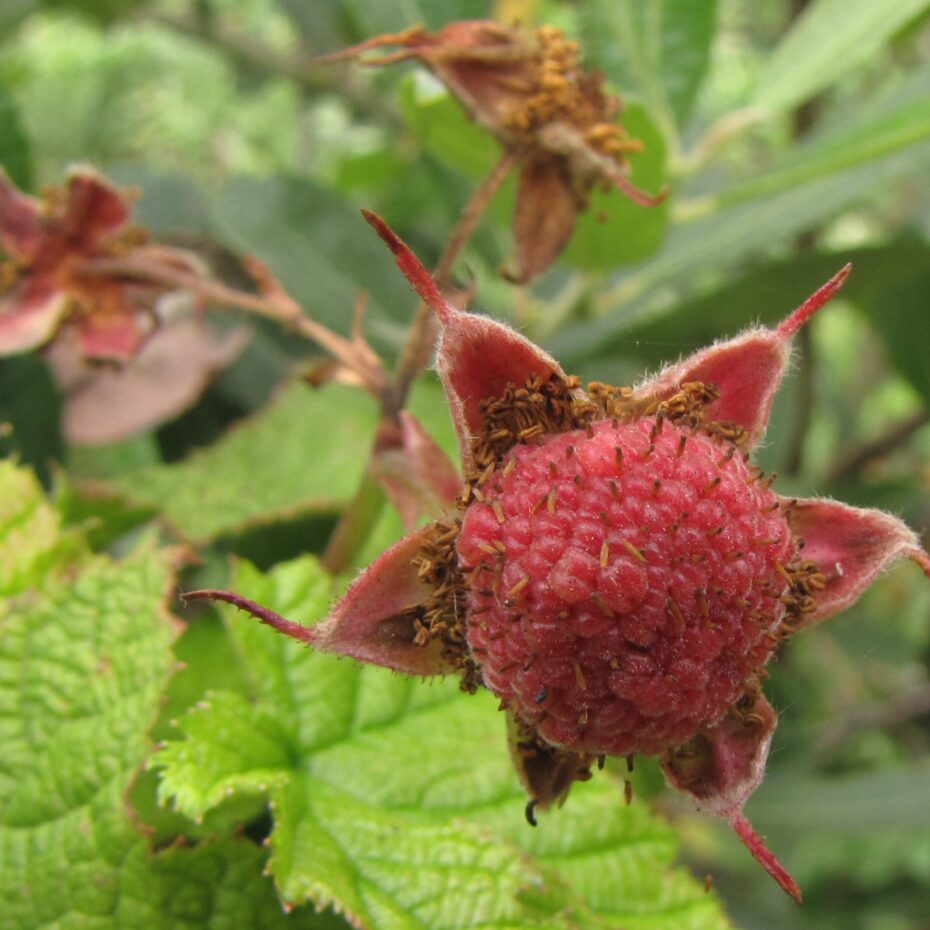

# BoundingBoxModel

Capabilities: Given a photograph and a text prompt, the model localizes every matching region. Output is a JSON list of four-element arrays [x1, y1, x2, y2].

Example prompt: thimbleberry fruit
[[186, 213, 930, 904], [458, 415, 794, 757]]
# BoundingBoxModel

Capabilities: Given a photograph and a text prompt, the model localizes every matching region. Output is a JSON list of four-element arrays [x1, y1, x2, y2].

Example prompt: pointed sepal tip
[[361, 209, 453, 324], [181, 588, 316, 643]]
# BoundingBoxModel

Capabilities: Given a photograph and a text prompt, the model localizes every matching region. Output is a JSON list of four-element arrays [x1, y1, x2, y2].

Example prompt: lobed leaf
[[92, 381, 379, 543], [157, 556, 733, 930], [0, 460, 329, 929]]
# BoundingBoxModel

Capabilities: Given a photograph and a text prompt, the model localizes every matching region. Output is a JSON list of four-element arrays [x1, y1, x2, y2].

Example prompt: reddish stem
[[182, 589, 316, 644], [731, 814, 802, 904]]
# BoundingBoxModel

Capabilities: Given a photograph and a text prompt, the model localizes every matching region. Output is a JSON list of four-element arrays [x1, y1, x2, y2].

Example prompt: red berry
[[458, 416, 795, 756]]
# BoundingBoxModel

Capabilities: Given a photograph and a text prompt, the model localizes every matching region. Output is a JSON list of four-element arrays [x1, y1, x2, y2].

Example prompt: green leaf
[[209, 177, 417, 349], [579, 0, 717, 131], [857, 267, 930, 407], [398, 77, 501, 181], [0, 459, 83, 597], [0, 355, 62, 488], [0, 79, 32, 189], [567, 244, 930, 372], [564, 102, 669, 270], [90, 381, 379, 543], [721, 70, 930, 208], [157, 556, 732, 930], [557, 105, 930, 361], [0, 460, 332, 928], [753, 0, 930, 113]]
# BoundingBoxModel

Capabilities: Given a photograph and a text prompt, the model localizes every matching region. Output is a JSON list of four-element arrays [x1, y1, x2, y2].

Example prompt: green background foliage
[[3, 1, 930, 928]]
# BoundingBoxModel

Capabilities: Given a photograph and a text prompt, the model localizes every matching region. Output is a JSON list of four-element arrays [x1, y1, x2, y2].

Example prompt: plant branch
[[79, 253, 387, 397], [815, 681, 930, 756], [826, 409, 930, 484]]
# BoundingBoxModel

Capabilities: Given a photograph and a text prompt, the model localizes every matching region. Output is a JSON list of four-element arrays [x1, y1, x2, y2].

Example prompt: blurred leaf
[[565, 102, 669, 269], [346, 0, 491, 34], [275, 0, 351, 55], [755, 762, 930, 835], [55, 478, 156, 551], [38, 0, 147, 24], [566, 244, 930, 371], [723, 70, 930, 207], [558, 130, 930, 361], [91, 381, 378, 544], [579, 0, 717, 130], [753, 0, 930, 113], [157, 556, 732, 930], [210, 177, 416, 349], [398, 77, 500, 181], [0, 79, 32, 189], [0, 0, 37, 41], [0, 355, 62, 488], [858, 267, 930, 407]]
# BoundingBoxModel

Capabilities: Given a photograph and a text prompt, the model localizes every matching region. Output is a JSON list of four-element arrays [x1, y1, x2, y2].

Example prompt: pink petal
[[661, 693, 801, 903], [61, 166, 132, 251], [363, 210, 569, 460], [787, 497, 930, 628], [0, 280, 69, 354], [0, 168, 43, 262], [636, 266, 851, 449], [371, 411, 462, 530], [52, 317, 250, 445]]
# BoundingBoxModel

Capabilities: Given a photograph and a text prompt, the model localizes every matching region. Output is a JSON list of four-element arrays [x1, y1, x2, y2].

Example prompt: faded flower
[[0, 166, 200, 362], [331, 21, 666, 282]]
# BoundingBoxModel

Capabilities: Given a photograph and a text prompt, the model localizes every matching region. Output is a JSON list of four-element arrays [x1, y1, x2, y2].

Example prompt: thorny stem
[[388, 147, 521, 417], [79, 252, 388, 398]]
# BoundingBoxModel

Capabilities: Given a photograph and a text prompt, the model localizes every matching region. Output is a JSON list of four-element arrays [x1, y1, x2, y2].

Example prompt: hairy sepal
[[789, 497, 930, 627]]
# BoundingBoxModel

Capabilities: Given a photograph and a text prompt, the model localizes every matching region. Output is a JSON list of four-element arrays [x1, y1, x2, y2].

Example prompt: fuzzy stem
[[731, 814, 802, 904], [182, 589, 316, 643]]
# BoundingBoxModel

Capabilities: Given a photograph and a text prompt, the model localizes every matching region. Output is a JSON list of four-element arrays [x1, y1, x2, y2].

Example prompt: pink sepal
[[0, 168, 42, 261], [362, 210, 570, 461], [635, 327, 790, 449], [661, 694, 801, 903], [0, 282, 69, 355], [788, 497, 930, 628], [185, 524, 449, 677], [635, 267, 851, 449], [60, 166, 133, 250], [371, 411, 462, 530], [313, 523, 451, 676], [435, 308, 568, 463]]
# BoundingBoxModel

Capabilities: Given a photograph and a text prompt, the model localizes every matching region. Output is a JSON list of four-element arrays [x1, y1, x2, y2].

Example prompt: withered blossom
[[0, 167, 199, 362], [331, 21, 666, 282]]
